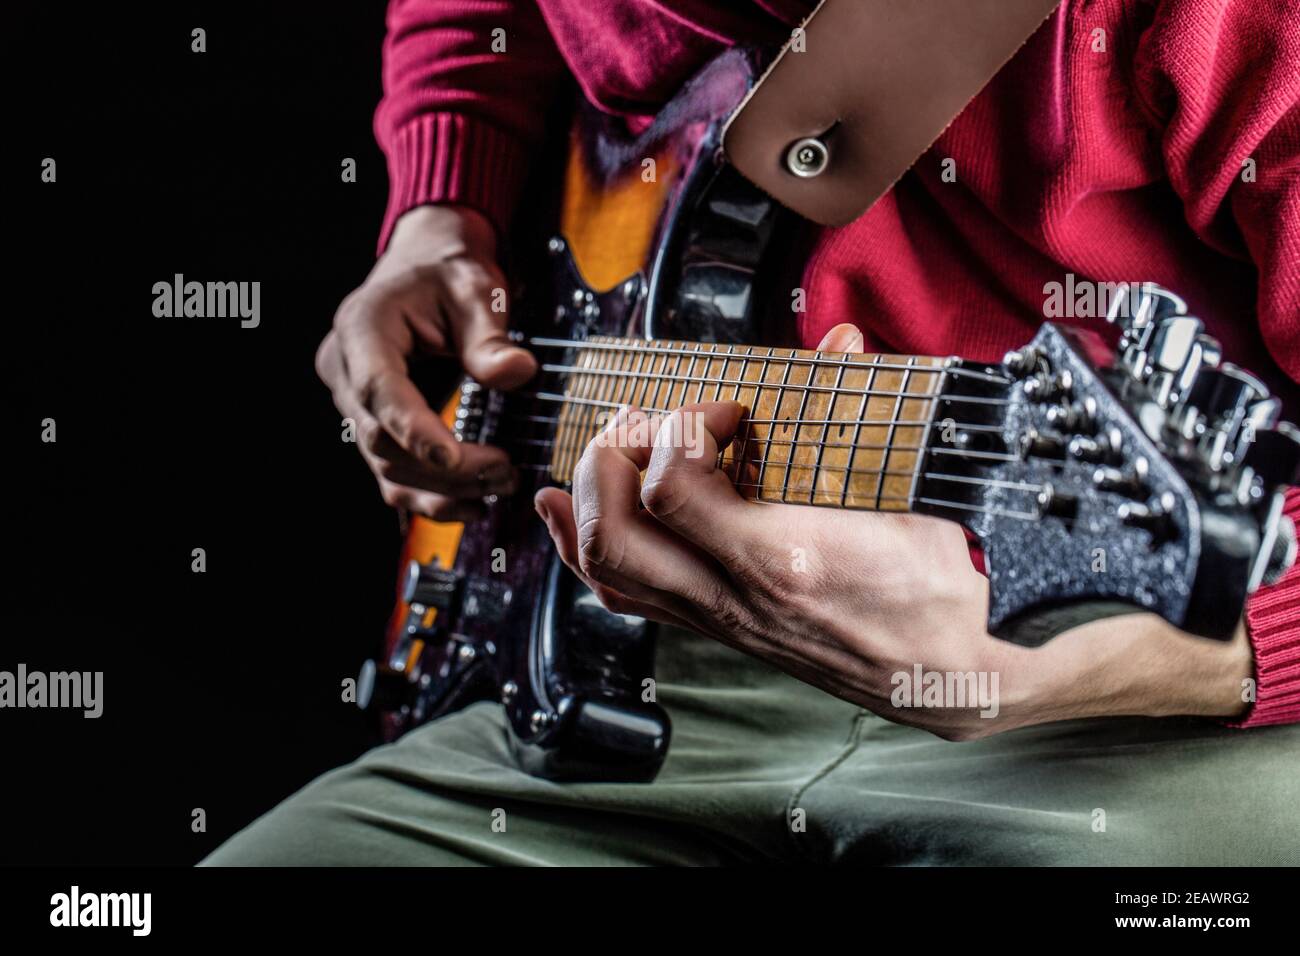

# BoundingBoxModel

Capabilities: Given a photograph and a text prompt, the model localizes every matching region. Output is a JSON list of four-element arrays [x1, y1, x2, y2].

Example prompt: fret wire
[[626, 332, 651, 431], [644, 342, 671, 438], [758, 351, 796, 497], [566, 339, 595, 475], [555, 342, 589, 477], [528, 337, 1010, 383], [737, 347, 772, 487], [841, 353, 878, 508], [876, 355, 915, 510], [714, 344, 731, 405], [587, 336, 622, 467], [537, 363, 1006, 405], [808, 344, 847, 504], [686, 342, 705, 415], [578, 338, 609, 476], [693, 342, 710, 406], [573, 338, 606, 474], [722, 343, 743, 478], [779, 350, 817, 504], [629, 338, 656, 419]]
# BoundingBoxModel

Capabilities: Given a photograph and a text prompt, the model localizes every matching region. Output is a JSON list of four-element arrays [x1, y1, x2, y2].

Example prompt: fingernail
[[534, 497, 550, 525], [848, 332, 864, 352]]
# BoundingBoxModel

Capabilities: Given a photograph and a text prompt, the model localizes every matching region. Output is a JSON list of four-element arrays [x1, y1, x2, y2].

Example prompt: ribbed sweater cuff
[[377, 112, 528, 255], [1228, 488, 1300, 728]]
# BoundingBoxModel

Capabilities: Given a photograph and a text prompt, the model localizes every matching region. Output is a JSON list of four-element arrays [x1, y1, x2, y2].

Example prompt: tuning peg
[[1242, 422, 1300, 489], [1184, 365, 1269, 470], [1106, 282, 1187, 339], [1002, 345, 1042, 378], [403, 560, 463, 613], [1046, 395, 1098, 434], [1023, 429, 1067, 460], [1068, 426, 1123, 465], [1145, 316, 1204, 404], [1117, 493, 1176, 541], [1094, 463, 1148, 498], [1035, 484, 1078, 520], [1261, 515, 1298, 587], [1022, 369, 1072, 402], [1106, 283, 1190, 385]]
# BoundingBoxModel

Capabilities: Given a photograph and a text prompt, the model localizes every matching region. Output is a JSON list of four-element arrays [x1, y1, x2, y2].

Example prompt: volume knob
[[403, 560, 463, 612], [356, 659, 415, 712]]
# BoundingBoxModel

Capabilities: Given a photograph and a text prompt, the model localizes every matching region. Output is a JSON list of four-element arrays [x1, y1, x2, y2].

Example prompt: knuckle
[[314, 334, 337, 382], [358, 418, 386, 455], [422, 496, 460, 521], [374, 457, 405, 482], [640, 468, 689, 520], [576, 514, 621, 582], [591, 585, 632, 616]]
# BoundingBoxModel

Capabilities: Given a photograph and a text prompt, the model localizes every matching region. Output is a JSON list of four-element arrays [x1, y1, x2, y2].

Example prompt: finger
[[336, 312, 464, 470], [370, 450, 516, 499], [440, 263, 538, 390], [816, 322, 865, 353], [562, 408, 742, 614], [329, 366, 516, 498], [534, 487, 695, 630], [640, 400, 760, 567], [378, 481, 487, 523]]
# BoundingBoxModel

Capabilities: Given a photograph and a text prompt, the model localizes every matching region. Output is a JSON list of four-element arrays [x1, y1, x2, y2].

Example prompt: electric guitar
[[355, 48, 1300, 783]]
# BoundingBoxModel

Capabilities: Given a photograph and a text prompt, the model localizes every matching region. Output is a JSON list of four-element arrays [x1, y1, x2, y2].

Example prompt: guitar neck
[[537, 336, 952, 512]]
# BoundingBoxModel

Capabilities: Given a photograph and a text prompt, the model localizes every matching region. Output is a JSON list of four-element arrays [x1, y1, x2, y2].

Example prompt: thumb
[[815, 322, 865, 353], [445, 277, 538, 389]]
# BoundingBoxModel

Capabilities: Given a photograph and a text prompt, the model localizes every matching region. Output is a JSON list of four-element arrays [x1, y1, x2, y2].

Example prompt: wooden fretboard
[[538, 337, 949, 511]]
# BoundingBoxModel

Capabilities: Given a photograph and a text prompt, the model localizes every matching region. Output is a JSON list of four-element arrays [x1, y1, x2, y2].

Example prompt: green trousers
[[203, 626, 1300, 866]]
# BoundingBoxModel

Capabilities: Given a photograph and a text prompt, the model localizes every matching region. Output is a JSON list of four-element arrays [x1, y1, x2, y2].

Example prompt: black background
[[9, 1, 401, 864]]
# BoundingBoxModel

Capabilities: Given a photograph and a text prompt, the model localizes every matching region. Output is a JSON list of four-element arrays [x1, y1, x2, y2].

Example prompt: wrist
[[388, 204, 497, 262]]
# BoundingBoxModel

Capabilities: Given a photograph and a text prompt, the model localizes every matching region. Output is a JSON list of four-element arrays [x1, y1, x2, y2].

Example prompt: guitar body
[[370, 49, 781, 781], [359, 49, 1300, 783]]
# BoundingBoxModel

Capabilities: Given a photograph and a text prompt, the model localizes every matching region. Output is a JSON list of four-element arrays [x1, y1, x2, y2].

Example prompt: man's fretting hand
[[534, 324, 1253, 739], [316, 205, 536, 522]]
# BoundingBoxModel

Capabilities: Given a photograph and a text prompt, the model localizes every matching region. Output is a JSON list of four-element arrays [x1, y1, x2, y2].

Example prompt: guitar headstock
[[923, 283, 1299, 646]]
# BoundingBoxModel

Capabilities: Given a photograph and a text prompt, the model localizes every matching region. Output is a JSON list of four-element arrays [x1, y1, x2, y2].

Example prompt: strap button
[[785, 137, 829, 178]]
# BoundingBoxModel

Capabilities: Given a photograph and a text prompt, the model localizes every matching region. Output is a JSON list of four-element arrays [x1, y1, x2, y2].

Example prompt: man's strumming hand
[[316, 205, 536, 521]]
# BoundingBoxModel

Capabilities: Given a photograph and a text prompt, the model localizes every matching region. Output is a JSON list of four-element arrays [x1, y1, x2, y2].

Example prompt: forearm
[[1034, 615, 1252, 724]]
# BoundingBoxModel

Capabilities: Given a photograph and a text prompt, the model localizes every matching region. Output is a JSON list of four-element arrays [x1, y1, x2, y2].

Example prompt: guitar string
[[536, 363, 1008, 405], [456, 349, 1033, 520], [487, 392, 1024, 484], [494, 431, 1037, 488], [527, 337, 1012, 384], [495, 413, 1006, 436], [504, 463, 1041, 522], [516, 390, 1002, 435]]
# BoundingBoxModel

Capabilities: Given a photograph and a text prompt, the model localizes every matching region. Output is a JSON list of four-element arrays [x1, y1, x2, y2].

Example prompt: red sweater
[[374, 0, 1300, 728]]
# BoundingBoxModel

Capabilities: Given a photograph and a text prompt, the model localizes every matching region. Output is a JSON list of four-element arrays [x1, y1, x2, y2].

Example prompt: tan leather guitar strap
[[723, 0, 1062, 226]]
